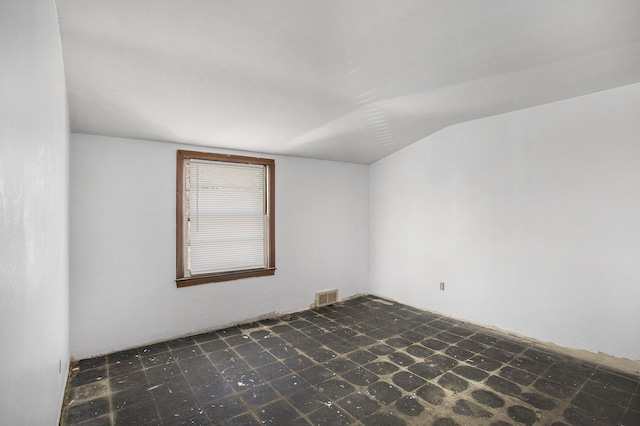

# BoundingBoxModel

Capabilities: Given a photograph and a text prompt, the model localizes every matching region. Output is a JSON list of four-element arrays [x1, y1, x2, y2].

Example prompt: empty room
[[2, 0, 640, 425]]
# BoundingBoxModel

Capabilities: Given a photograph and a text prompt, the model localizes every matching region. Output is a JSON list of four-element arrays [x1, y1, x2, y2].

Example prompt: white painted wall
[[370, 83, 640, 361], [0, 0, 70, 424], [70, 134, 369, 359]]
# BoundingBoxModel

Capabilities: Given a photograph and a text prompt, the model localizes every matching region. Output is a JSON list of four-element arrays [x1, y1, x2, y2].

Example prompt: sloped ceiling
[[56, 0, 640, 164]]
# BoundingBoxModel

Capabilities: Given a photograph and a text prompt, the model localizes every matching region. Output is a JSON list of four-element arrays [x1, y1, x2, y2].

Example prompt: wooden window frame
[[176, 150, 275, 287]]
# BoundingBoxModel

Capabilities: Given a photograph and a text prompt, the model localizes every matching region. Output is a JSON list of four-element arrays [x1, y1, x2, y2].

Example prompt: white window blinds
[[185, 159, 267, 276]]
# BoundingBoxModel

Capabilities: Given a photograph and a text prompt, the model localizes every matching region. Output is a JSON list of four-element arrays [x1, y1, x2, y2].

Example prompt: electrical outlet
[[440, 282, 445, 291]]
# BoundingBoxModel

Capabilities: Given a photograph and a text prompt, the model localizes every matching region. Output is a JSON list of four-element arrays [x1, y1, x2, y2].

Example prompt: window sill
[[176, 268, 276, 288]]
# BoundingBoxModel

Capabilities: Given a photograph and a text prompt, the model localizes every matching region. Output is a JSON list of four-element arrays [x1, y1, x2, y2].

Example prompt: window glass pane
[[186, 160, 266, 275]]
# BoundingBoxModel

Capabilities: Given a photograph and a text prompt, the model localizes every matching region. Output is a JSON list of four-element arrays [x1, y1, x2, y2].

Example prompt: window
[[176, 150, 275, 287]]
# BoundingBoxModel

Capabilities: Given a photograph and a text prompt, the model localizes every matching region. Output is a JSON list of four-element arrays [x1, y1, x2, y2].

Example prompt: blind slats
[[185, 160, 267, 276]]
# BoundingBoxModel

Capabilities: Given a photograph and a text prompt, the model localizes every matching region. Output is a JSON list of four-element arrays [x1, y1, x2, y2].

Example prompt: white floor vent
[[315, 289, 338, 307]]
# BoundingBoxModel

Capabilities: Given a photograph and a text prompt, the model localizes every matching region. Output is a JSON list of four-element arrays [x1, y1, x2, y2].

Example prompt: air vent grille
[[315, 289, 338, 307]]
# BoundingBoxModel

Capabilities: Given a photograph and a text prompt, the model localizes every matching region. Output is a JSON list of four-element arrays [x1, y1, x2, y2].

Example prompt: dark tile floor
[[61, 295, 640, 425]]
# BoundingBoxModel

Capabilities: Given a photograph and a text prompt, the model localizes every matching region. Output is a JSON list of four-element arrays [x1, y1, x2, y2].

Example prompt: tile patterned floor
[[61, 295, 640, 425]]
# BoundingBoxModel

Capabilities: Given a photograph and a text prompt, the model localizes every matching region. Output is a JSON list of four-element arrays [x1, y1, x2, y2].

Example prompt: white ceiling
[[56, 0, 640, 164]]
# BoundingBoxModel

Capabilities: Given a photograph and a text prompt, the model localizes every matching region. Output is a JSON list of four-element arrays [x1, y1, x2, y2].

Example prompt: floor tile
[[337, 393, 380, 419], [395, 395, 425, 417], [316, 378, 354, 400], [307, 403, 354, 426], [341, 366, 379, 386], [368, 381, 403, 405]]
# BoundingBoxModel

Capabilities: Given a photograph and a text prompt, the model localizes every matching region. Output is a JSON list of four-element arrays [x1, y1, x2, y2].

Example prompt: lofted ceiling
[[56, 0, 640, 164]]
